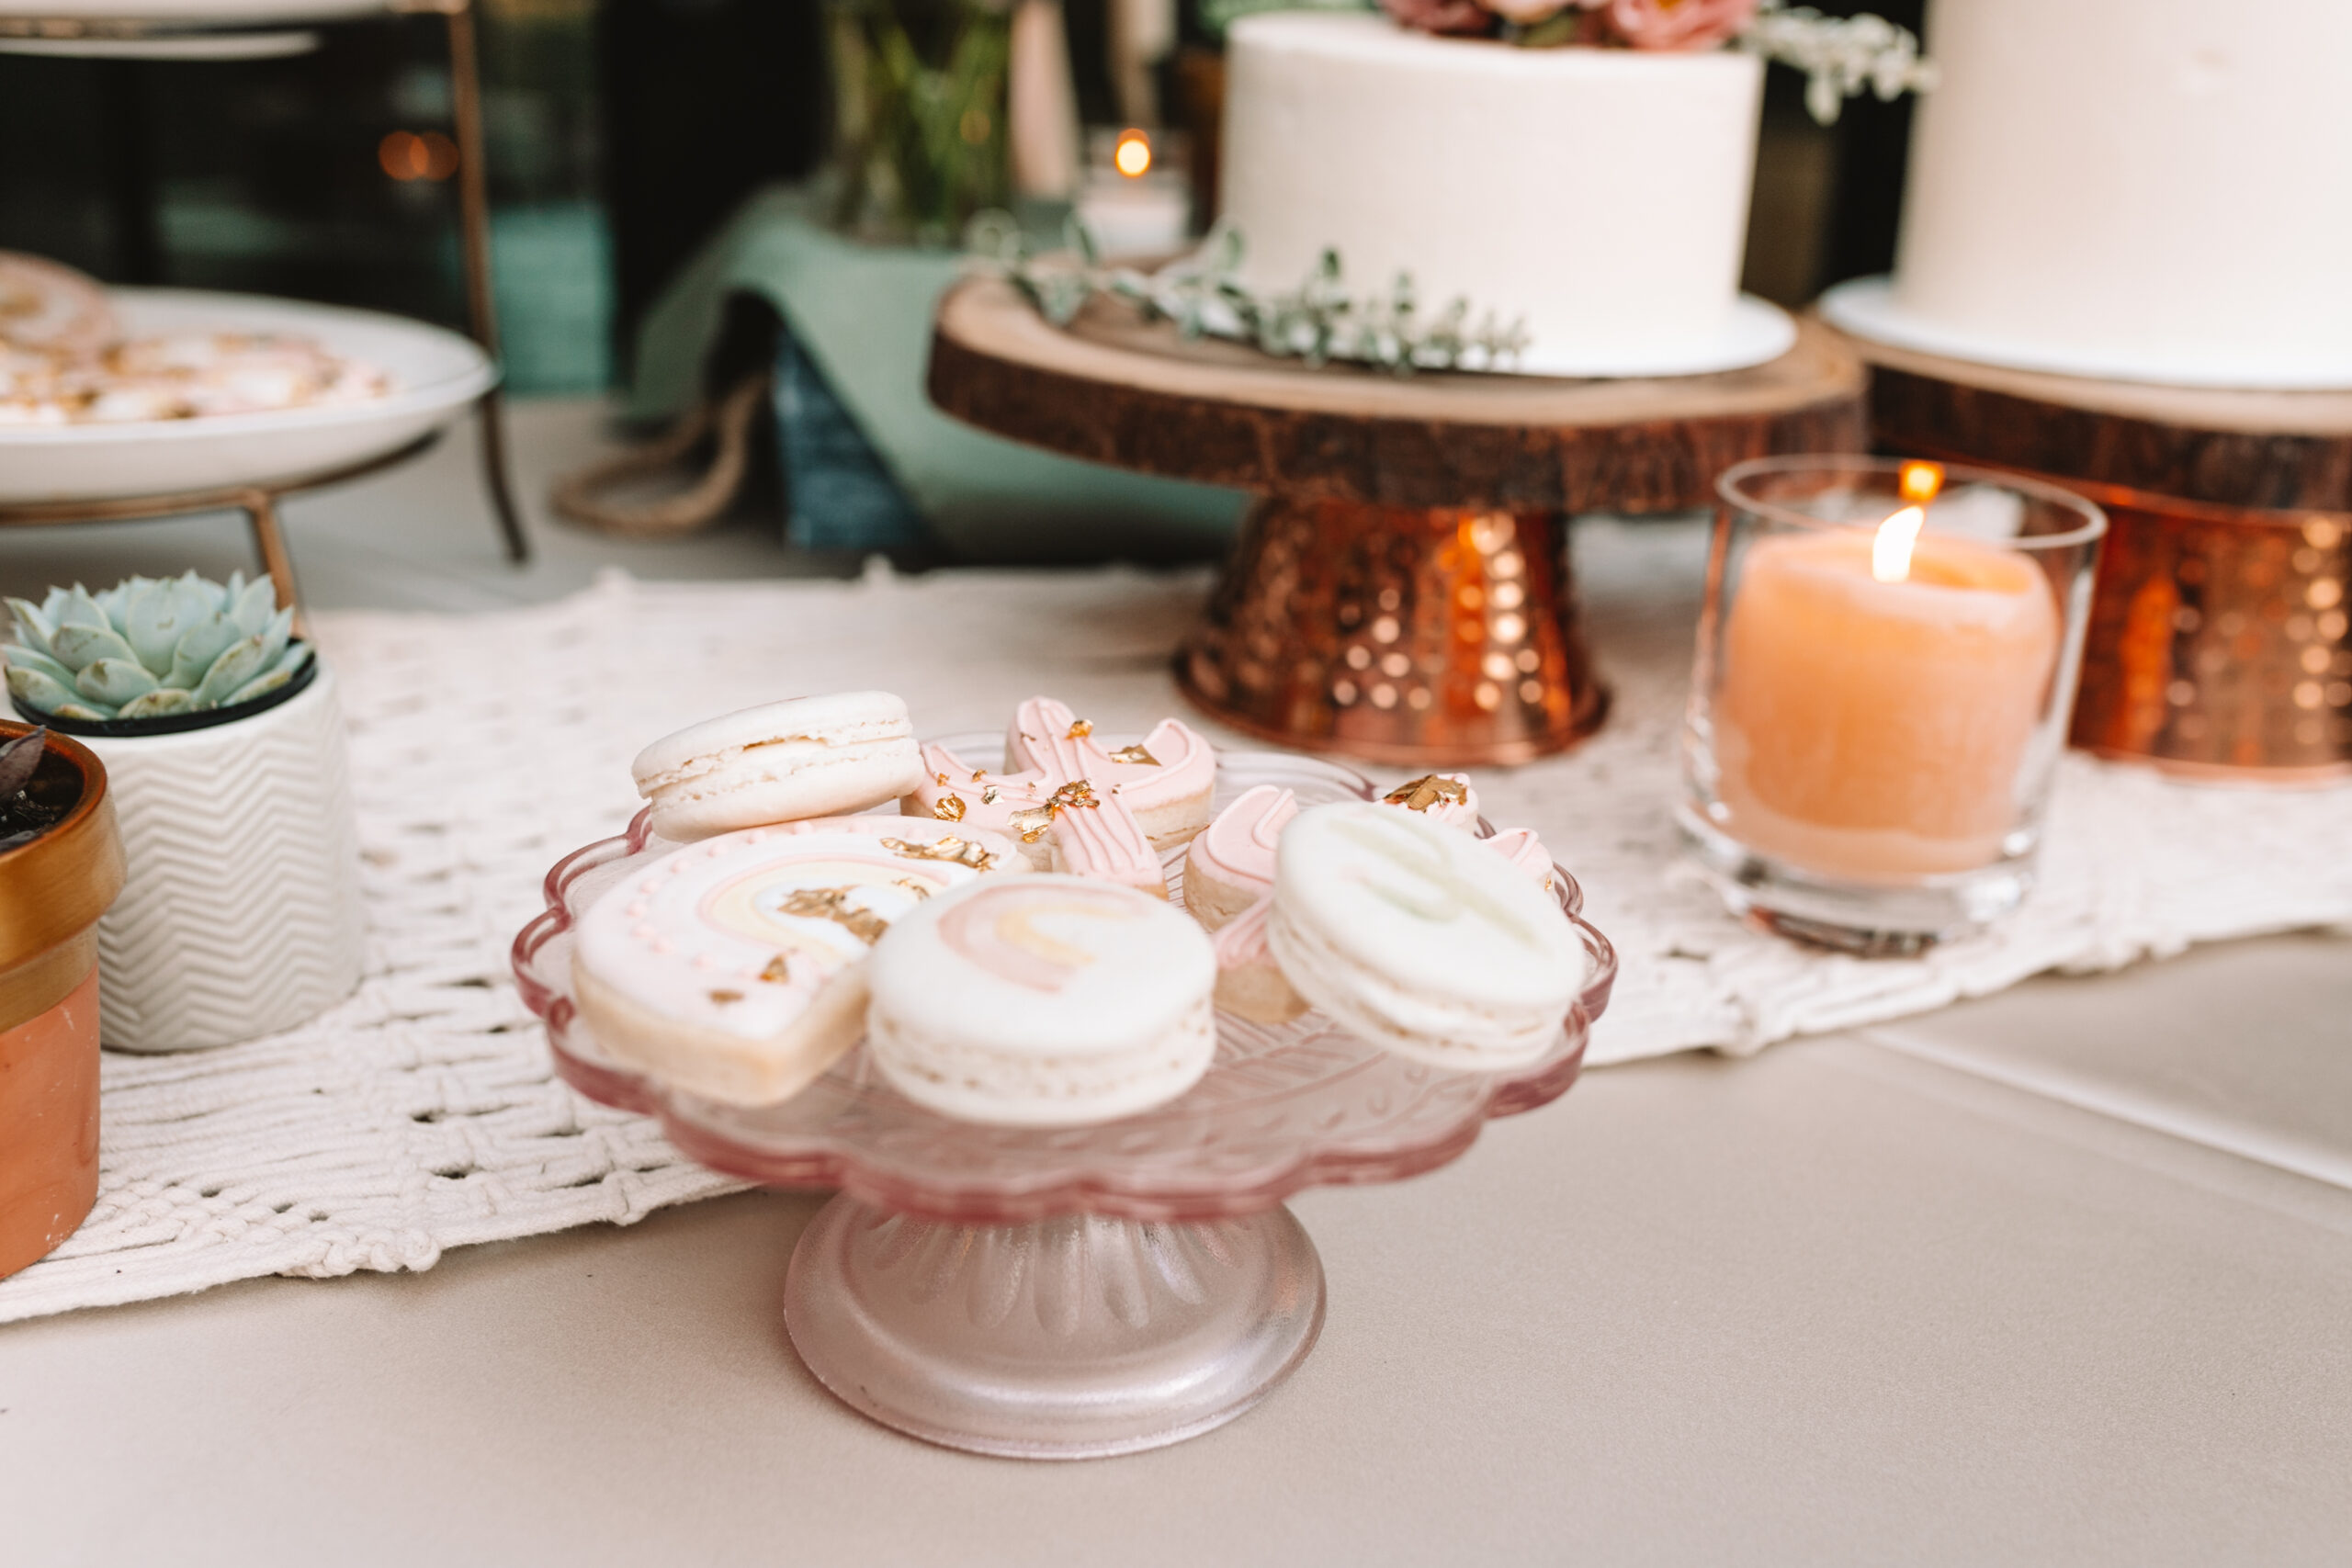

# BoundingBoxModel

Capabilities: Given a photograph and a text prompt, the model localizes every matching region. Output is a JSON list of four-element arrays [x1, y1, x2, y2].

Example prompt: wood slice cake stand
[[1845, 329, 2352, 781], [929, 276, 1865, 764]]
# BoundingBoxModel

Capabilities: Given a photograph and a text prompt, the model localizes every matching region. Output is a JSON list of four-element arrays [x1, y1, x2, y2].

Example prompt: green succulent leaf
[[116, 687, 197, 720], [125, 581, 194, 676], [6, 599, 56, 659], [223, 669, 293, 706], [166, 612, 242, 689], [230, 577, 278, 637], [49, 621, 140, 672], [56, 586, 112, 634], [3, 643, 76, 688], [192, 632, 272, 706], [76, 656, 163, 706], [256, 605, 294, 668], [7, 664, 85, 716]]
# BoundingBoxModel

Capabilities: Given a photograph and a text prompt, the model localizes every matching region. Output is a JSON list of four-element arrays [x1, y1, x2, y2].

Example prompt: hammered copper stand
[[1847, 327, 2352, 780], [928, 277, 1865, 765]]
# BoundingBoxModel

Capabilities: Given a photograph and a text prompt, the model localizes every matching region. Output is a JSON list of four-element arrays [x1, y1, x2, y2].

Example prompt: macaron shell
[[1274, 803, 1584, 1015], [631, 690, 913, 785], [648, 743, 924, 840]]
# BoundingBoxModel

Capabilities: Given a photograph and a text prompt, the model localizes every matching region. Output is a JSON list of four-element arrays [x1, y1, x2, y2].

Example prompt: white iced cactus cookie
[[1267, 802, 1587, 1071], [1182, 784, 1296, 930], [866, 874, 1217, 1126], [632, 691, 924, 841], [572, 818, 1020, 1105]]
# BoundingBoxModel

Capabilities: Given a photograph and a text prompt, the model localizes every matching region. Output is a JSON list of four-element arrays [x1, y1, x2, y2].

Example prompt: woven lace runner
[[7, 528, 2351, 1322]]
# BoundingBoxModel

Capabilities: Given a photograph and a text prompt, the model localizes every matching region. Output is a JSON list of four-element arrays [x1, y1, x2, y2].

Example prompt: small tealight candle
[[1074, 127, 1192, 259], [1683, 457, 2106, 946]]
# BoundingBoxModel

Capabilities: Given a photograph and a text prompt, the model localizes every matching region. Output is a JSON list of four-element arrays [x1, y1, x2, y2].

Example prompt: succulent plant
[[0, 726, 62, 851], [4, 571, 311, 724]]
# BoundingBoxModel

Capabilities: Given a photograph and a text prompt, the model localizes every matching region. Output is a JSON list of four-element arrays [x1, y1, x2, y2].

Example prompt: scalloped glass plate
[[511, 739, 1616, 1224]]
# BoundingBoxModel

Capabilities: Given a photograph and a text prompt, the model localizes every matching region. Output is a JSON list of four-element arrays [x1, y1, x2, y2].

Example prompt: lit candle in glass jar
[[1712, 462, 2064, 880]]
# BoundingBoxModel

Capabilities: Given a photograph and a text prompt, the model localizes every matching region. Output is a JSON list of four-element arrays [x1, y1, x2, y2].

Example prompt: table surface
[[0, 403, 2346, 1566]]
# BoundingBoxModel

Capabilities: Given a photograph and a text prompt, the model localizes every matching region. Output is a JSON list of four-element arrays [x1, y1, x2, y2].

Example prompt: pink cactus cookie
[[1211, 897, 1308, 1024], [1182, 784, 1297, 930], [1483, 826, 1558, 896], [904, 739, 1167, 895], [1006, 696, 1216, 849]]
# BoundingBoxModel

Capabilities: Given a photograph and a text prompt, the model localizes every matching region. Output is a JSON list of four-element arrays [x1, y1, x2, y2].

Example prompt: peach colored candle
[[1714, 527, 2061, 882]]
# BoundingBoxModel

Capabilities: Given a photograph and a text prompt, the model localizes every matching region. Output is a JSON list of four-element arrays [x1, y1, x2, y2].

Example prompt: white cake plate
[[1821, 276, 2352, 394], [0, 288, 496, 504]]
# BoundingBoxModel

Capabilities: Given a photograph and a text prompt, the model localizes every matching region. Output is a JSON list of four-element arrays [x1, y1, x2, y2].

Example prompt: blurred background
[[0, 0, 1922, 400]]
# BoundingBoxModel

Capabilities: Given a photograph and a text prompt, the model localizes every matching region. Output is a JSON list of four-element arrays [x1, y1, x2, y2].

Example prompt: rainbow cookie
[[1267, 802, 1587, 1071], [632, 692, 925, 841], [1006, 697, 1216, 849], [1182, 784, 1297, 930], [1378, 773, 1480, 830], [572, 818, 1021, 1105], [865, 874, 1217, 1126]]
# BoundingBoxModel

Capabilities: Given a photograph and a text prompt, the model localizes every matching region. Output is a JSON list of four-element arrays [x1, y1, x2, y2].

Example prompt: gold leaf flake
[[759, 955, 790, 983], [980, 785, 1001, 805], [1066, 718, 1093, 739], [1007, 805, 1055, 841], [1107, 742, 1159, 766], [932, 793, 967, 822], [708, 988, 744, 1006], [881, 834, 1001, 870], [777, 886, 890, 944], [1383, 774, 1469, 812], [896, 878, 933, 899]]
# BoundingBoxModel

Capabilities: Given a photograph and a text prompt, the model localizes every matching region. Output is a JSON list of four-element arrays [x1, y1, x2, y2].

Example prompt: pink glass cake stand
[[511, 740, 1617, 1460]]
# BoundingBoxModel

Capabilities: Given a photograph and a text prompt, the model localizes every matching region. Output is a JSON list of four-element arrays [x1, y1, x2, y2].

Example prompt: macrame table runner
[[7, 540, 2350, 1323]]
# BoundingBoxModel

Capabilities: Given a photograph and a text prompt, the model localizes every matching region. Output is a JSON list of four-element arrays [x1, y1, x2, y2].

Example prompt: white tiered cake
[[1216, 13, 1793, 378], [1824, 0, 2352, 389]]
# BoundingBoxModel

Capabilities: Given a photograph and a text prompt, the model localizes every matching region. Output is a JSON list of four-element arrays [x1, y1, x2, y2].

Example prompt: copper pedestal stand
[[928, 276, 1865, 764], [1843, 329, 2352, 781]]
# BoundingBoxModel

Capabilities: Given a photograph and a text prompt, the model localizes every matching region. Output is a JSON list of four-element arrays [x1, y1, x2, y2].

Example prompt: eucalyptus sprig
[[970, 214, 1530, 378]]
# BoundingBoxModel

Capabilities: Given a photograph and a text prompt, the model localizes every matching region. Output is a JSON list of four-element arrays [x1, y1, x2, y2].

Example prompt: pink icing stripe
[[1212, 895, 1277, 969], [1189, 784, 1298, 897], [937, 882, 1139, 992], [1051, 790, 1166, 893]]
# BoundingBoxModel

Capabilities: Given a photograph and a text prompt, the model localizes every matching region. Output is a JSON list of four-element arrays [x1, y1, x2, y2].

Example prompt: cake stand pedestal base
[[1177, 499, 1609, 765], [785, 1196, 1326, 1460]]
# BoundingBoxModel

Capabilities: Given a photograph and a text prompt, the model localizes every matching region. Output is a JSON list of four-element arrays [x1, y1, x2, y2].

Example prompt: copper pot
[[0, 723, 126, 1280]]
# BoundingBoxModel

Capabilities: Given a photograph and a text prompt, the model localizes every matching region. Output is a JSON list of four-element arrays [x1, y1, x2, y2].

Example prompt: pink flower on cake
[[1380, 0, 1497, 37], [1601, 0, 1758, 51]]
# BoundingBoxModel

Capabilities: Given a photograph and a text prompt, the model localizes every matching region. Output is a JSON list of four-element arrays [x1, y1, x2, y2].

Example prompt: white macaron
[[632, 691, 924, 841], [865, 874, 1218, 1126], [1266, 801, 1588, 1071]]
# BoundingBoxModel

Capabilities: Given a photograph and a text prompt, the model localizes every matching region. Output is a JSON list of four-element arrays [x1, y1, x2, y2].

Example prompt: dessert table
[[0, 411, 2345, 1561]]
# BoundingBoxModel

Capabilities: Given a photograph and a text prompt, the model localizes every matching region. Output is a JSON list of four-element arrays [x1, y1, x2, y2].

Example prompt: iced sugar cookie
[[633, 692, 924, 841], [573, 818, 1020, 1105], [866, 874, 1217, 1126], [1379, 773, 1480, 830], [908, 739, 1168, 895], [1212, 897, 1308, 1024], [1484, 826, 1557, 896], [1006, 697, 1216, 848], [1182, 784, 1296, 930], [1267, 802, 1587, 1071]]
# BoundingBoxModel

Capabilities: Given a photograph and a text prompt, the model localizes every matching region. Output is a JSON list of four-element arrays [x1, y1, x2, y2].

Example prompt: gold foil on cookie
[[1107, 742, 1160, 766], [931, 793, 967, 822], [708, 988, 744, 1006], [1066, 718, 1093, 739], [1383, 774, 1470, 812], [777, 886, 892, 944], [759, 955, 790, 983], [881, 834, 1002, 870]]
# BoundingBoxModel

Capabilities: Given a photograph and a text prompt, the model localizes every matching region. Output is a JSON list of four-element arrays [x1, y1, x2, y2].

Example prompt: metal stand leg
[[445, 0, 530, 565], [241, 488, 308, 634]]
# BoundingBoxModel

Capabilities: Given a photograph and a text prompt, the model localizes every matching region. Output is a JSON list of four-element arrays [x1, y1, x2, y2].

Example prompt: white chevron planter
[[77, 666, 363, 1052]]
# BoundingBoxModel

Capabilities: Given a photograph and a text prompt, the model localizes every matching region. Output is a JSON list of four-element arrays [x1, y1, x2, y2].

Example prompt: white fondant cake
[[1216, 13, 1790, 378], [1835, 0, 2352, 388]]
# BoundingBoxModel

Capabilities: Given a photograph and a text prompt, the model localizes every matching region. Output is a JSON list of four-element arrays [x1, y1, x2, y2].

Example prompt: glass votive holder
[[1680, 456, 2108, 953]]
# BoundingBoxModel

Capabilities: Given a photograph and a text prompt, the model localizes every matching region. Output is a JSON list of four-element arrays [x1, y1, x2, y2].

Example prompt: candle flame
[[1114, 130, 1152, 178], [1871, 462, 1946, 582]]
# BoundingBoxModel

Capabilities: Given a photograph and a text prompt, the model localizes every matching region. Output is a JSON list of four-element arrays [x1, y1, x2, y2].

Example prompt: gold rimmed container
[[0, 722, 126, 1280]]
